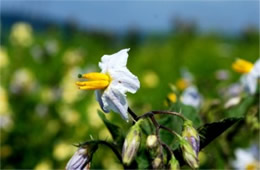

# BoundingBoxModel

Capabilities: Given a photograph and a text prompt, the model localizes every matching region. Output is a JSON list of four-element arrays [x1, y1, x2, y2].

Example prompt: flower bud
[[66, 147, 90, 170], [122, 120, 143, 165], [146, 135, 158, 149], [152, 156, 164, 169], [182, 120, 200, 157], [66, 143, 97, 170], [169, 155, 180, 170], [180, 137, 199, 169]]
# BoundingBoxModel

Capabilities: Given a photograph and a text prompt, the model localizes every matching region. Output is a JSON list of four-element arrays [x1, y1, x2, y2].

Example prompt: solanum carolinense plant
[[66, 49, 259, 170]]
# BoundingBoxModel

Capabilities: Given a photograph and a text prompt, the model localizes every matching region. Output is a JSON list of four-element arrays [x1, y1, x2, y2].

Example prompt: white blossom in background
[[181, 86, 202, 109], [232, 147, 260, 170], [44, 39, 59, 55], [76, 49, 140, 120], [232, 59, 260, 95], [176, 68, 194, 90], [10, 68, 36, 94], [10, 22, 33, 47]]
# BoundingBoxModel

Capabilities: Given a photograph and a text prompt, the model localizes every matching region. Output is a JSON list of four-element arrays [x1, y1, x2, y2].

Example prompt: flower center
[[76, 72, 110, 90], [246, 162, 257, 170], [176, 79, 189, 90], [232, 59, 254, 74]]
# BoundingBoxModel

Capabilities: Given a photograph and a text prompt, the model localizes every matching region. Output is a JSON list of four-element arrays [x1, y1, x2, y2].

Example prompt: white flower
[[241, 59, 260, 95], [224, 96, 241, 109], [233, 59, 260, 95], [181, 86, 202, 109], [76, 49, 140, 120], [232, 148, 260, 170]]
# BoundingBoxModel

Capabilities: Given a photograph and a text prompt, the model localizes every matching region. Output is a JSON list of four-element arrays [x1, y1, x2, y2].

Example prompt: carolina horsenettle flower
[[76, 49, 140, 120], [232, 59, 260, 95]]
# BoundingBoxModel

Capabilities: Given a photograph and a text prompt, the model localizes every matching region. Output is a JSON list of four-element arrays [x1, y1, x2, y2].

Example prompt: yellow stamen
[[176, 79, 189, 90], [232, 59, 254, 74], [77, 80, 109, 90], [246, 162, 257, 170], [81, 72, 110, 81], [167, 93, 177, 103], [76, 72, 110, 90]]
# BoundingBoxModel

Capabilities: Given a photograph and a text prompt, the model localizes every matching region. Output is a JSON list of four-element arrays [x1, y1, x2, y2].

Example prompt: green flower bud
[[169, 155, 180, 170], [180, 137, 199, 169], [152, 156, 164, 169], [146, 135, 158, 149], [122, 120, 143, 165], [182, 120, 200, 157]]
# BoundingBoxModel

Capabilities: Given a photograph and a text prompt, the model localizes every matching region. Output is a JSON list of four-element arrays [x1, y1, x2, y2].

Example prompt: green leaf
[[180, 104, 202, 127], [97, 110, 123, 144], [135, 150, 150, 169], [158, 115, 183, 149], [197, 117, 243, 150], [225, 96, 255, 118]]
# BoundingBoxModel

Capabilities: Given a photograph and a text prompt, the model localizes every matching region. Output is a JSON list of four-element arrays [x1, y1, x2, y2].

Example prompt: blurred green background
[[0, 1, 259, 169]]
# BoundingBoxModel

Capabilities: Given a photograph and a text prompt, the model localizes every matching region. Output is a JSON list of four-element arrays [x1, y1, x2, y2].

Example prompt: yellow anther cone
[[232, 59, 254, 74], [80, 72, 110, 81], [76, 72, 110, 90]]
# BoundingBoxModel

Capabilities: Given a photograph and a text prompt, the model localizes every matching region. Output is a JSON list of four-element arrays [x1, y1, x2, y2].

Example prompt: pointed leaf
[[197, 117, 243, 150], [97, 110, 123, 143]]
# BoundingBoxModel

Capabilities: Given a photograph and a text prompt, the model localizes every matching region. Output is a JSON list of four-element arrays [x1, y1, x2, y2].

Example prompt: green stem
[[128, 107, 138, 121], [83, 140, 122, 163], [151, 110, 188, 121]]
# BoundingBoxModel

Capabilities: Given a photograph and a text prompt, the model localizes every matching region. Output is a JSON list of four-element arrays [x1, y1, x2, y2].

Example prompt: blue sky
[[1, 1, 259, 33]]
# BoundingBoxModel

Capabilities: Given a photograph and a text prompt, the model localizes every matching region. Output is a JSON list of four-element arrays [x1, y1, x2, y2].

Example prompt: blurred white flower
[[0, 114, 13, 131], [224, 96, 241, 109], [232, 147, 260, 170], [0, 46, 9, 68], [232, 59, 260, 95], [35, 103, 49, 117], [10, 22, 33, 47], [226, 83, 243, 98], [44, 39, 59, 55], [181, 86, 202, 109], [176, 68, 194, 90], [215, 69, 230, 81], [10, 68, 36, 94], [30, 45, 44, 62], [63, 48, 84, 66], [76, 49, 140, 120]]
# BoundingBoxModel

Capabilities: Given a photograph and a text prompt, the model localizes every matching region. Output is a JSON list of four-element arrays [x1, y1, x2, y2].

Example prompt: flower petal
[[95, 90, 109, 113], [101, 87, 128, 120], [66, 148, 89, 170], [251, 59, 260, 77], [181, 86, 202, 109], [99, 48, 130, 72], [109, 68, 140, 94], [241, 74, 257, 95]]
